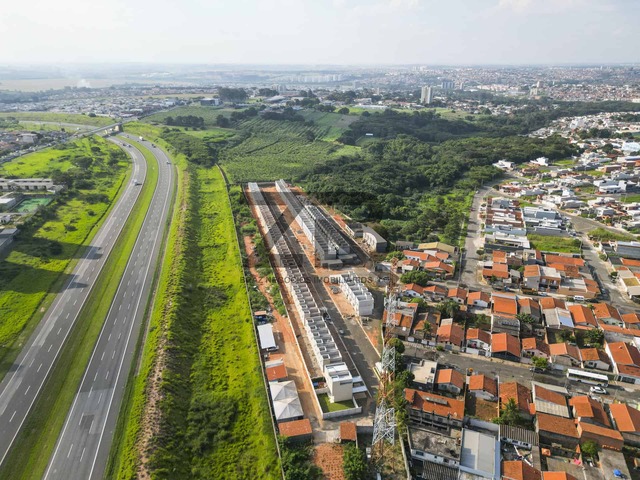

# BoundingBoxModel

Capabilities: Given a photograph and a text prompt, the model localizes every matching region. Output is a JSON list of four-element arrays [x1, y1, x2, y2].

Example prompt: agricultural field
[[528, 234, 582, 253], [0, 136, 130, 374], [0, 112, 114, 127], [144, 105, 237, 127], [107, 123, 279, 479]]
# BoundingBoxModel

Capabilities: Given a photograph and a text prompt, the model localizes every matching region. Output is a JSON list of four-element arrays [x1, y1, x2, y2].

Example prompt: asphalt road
[[43, 135, 175, 480], [0, 136, 146, 467]]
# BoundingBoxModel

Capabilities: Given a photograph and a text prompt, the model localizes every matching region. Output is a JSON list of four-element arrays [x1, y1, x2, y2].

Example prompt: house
[[408, 360, 438, 391], [265, 358, 288, 382], [402, 283, 424, 298], [549, 342, 582, 368], [605, 341, 640, 384], [539, 297, 566, 310], [621, 312, 640, 330], [499, 425, 539, 450], [543, 307, 574, 329], [417, 241, 457, 255], [615, 241, 640, 260], [436, 323, 465, 348], [569, 395, 610, 427], [467, 291, 491, 308], [468, 374, 498, 401], [423, 284, 448, 302], [502, 461, 541, 480], [465, 328, 492, 354], [518, 297, 541, 323], [423, 261, 455, 280], [447, 288, 468, 305], [407, 426, 461, 469], [459, 429, 500, 480], [411, 310, 440, 344], [535, 412, 579, 450], [278, 418, 313, 442], [609, 403, 640, 447], [521, 337, 550, 359], [532, 383, 570, 418], [269, 380, 304, 422], [491, 333, 521, 362], [492, 293, 518, 318], [435, 368, 466, 395], [362, 226, 387, 253], [579, 348, 610, 371], [593, 303, 623, 327], [576, 422, 624, 451], [405, 388, 465, 430], [339, 421, 357, 444], [568, 305, 598, 328], [499, 382, 532, 419]]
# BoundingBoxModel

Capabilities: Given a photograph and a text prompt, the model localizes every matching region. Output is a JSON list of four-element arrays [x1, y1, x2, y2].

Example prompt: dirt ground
[[243, 234, 323, 427], [313, 443, 346, 480]]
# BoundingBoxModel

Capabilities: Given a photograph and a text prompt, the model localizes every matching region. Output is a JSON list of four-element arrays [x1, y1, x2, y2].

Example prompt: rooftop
[[408, 426, 462, 460], [536, 412, 578, 438]]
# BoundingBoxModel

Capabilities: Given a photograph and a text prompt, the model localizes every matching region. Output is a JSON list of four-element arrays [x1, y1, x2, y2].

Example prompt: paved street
[[43, 136, 175, 480], [404, 343, 640, 405], [0, 136, 146, 468]]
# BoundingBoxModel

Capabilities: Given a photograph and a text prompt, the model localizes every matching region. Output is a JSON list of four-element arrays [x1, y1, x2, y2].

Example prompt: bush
[[343, 443, 368, 480]]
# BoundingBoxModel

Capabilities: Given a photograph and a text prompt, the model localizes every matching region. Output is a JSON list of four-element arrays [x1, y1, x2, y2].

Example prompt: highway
[[0, 136, 147, 466], [43, 135, 175, 479]]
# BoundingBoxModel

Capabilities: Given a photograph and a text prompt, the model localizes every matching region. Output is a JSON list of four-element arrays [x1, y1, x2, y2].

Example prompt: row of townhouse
[[248, 183, 353, 404]]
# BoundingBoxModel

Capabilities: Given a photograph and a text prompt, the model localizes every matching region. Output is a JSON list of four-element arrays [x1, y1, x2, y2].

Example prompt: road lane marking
[[9, 411, 16, 422], [57, 327, 61, 335], [73, 299, 77, 306], [29, 358, 35, 368], [105, 371, 109, 380], [101, 351, 105, 361], [37, 363, 42, 372], [80, 448, 85, 462], [67, 444, 73, 458], [112, 350, 115, 359], [24, 386, 30, 395], [108, 334, 111, 341], [47, 345, 52, 352], [98, 392, 103, 403]]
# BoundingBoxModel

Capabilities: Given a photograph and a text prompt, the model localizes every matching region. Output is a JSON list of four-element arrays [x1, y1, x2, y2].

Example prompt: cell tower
[[372, 293, 398, 451]]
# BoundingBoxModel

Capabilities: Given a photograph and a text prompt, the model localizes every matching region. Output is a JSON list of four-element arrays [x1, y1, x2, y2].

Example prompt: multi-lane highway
[[43, 136, 174, 479], [0, 136, 147, 468]]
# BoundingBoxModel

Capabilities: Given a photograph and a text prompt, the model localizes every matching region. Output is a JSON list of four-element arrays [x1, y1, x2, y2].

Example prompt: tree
[[585, 328, 604, 348], [343, 443, 368, 480], [437, 299, 460, 320], [581, 440, 599, 459], [532, 356, 548, 370], [516, 313, 536, 325], [338, 107, 350, 115], [400, 270, 431, 287], [493, 398, 523, 426], [386, 251, 405, 262]]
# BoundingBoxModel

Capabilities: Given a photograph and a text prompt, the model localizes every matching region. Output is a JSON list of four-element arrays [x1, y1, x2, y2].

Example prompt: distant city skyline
[[1, 0, 638, 65]]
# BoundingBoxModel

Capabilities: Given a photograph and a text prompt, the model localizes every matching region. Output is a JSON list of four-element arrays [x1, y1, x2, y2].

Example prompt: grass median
[[0, 139, 159, 480]]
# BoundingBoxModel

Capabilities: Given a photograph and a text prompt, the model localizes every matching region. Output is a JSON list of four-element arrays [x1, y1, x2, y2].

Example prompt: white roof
[[257, 323, 276, 350], [269, 380, 303, 421], [460, 429, 499, 479]]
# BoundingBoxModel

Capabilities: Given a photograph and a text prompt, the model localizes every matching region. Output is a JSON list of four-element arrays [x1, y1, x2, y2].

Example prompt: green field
[[0, 136, 130, 375], [318, 394, 355, 413], [143, 105, 237, 126], [108, 123, 279, 479], [0, 139, 157, 480], [587, 227, 636, 241], [528, 234, 582, 253], [0, 112, 114, 127]]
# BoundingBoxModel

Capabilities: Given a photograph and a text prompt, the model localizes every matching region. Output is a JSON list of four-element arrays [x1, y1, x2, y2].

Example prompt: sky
[[1, 0, 638, 65]]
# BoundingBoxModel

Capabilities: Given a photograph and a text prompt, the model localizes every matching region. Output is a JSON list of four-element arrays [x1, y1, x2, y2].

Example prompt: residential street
[[403, 343, 640, 406]]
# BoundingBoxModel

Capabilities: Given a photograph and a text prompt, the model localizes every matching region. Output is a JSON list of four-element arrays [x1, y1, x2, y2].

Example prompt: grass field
[[0, 136, 130, 376], [143, 105, 237, 127], [528, 234, 582, 253], [0, 139, 157, 480], [108, 123, 279, 479], [318, 394, 354, 413], [622, 194, 640, 204], [0, 112, 114, 127], [554, 158, 575, 166], [587, 227, 636, 242]]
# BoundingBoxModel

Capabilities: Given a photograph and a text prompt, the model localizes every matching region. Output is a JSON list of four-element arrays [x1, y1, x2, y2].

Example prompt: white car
[[590, 385, 607, 395]]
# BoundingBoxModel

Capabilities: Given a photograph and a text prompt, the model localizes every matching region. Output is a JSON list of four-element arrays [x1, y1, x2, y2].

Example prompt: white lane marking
[[67, 444, 73, 459], [57, 327, 61, 335], [118, 332, 121, 340], [73, 299, 77, 306], [24, 386, 30, 395], [9, 411, 16, 422], [98, 392, 103, 404], [29, 358, 35, 368], [94, 372, 98, 382], [100, 351, 105, 361], [112, 350, 115, 359], [81, 288, 85, 293], [108, 334, 111, 341], [80, 448, 86, 462], [105, 371, 109, 380], [47, 344, 52, 353], [66, 313, 70, 319], [37, 363, 42, 372]]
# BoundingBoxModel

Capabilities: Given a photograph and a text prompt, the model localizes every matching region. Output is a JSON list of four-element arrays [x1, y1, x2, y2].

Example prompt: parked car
[[590, 385, 608, 395], [529, 367, 545, 373]]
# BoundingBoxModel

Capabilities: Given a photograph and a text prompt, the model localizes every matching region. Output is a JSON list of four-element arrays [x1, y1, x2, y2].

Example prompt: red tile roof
[[266, 363, 288, 382], [608, 341, 640, 366], [405, 388, 465, 419], [521, 337, 550, 356], [534, 385, 567, 406], [492, 332, 521, 357], [569, 396, 610, 426], [549, 342, 581, 361], [466, 328, 491, 345], [622, 312, 640, 325], [499, 382, 531, 414], [448, 287, 468, 300], [436, 323, 464, 346], [609, 403, 640, 433], [468, 374, 498, 396], [536, 412, 578, 438], [544, 254, 585, 267], [577, 421, 624, 442], [435, 368, 466, 390], [279, 418, 313, 437], [502, 461, 542, 480], [467, 291, 491, 305], [593, 303, 622, 322], [493, 296, 518, 316], [579, 347, 610, 365], [539, 297, 566, 310], [339, 421, 357, 442], [568, 305, 597, 327], [403, 283, 424, 295]]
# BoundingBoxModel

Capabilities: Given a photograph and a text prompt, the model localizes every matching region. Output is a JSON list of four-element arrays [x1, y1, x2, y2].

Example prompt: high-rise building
[[420, 85, 433, 104], [441, 80, 455, 90]]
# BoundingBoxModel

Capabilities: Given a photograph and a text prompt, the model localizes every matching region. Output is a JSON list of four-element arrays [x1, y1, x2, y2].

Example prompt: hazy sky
[[1, 0, 638, 65]]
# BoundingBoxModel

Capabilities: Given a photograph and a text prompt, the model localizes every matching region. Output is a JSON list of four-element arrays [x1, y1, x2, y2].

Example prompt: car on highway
[[590, 385, 608, 395], [133, 179, 142, 186], [529, 367, 546, 373]]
